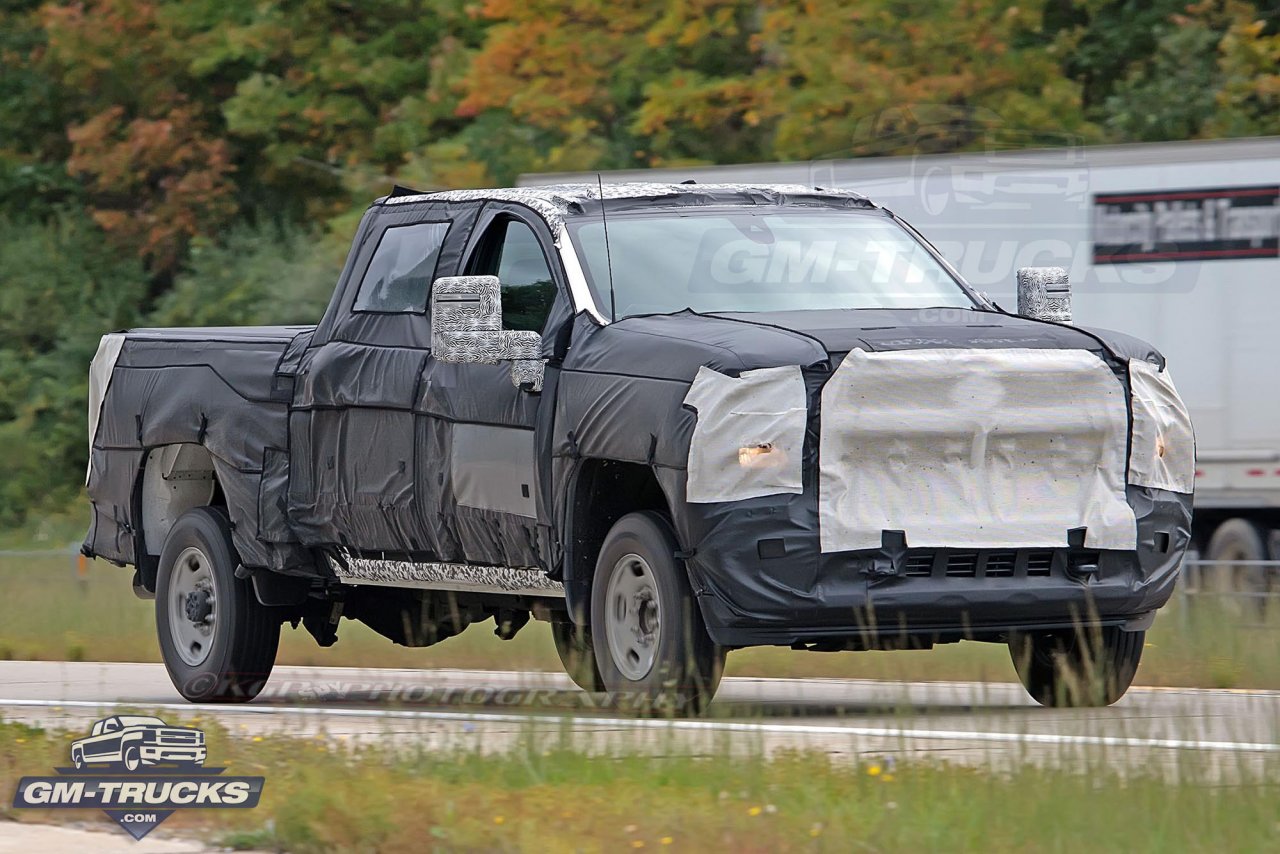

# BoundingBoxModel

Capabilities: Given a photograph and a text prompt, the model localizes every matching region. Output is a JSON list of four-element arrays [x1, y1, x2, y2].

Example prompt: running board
[[329, 553, 564, 598]]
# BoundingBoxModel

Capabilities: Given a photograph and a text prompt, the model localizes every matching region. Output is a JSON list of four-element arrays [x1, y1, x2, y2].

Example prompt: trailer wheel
[[590, 512, 724, 715], [156, 507, 280, 703], [551, 619, 606, 693], [1205, 519, 1274, 615], [1009, 626, 1144, 707]]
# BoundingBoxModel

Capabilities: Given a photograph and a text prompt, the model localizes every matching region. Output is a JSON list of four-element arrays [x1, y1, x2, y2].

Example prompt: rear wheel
[[551, 619, 606, 693], [156, 507, 281, 703], [1009, 626, 1144, 707], [590, 512, 725, 715]]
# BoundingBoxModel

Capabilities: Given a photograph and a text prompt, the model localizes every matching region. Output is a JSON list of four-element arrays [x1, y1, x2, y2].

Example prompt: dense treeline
[[1, 0, 1277, 526]]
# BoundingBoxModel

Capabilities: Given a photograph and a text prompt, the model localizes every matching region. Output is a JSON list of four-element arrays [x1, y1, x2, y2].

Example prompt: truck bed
[[85, 325, 315, 573]]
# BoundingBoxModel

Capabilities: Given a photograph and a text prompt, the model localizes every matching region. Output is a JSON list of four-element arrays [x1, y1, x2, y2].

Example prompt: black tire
[[590, 512, 725, 715], [1009, 626, 1144, 707], [156, 507, 281, 703], [1205, 519, 1274, 615], [551, 619, 606, 693], [71, 749, 84, 770], [122, 745, 141, 772]]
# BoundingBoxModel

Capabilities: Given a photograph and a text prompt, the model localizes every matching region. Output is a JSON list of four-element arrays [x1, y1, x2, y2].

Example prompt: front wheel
[[590, 512, 725, 715], [1009, 626, 1144, 707], [156, 507, 281, 703], [122, 745, 142, 772]]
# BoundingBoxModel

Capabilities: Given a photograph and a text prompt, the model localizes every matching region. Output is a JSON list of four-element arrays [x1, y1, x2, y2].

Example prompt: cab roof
[[378, 182, 877, 232]]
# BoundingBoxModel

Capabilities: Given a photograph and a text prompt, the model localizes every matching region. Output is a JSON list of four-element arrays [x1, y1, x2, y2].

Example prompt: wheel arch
[[562, 459, 672, 623], [132, 444, 223, 591]]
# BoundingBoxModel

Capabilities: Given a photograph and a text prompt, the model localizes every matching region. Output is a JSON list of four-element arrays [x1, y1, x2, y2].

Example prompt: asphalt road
[[1, 661, 1277, 779]]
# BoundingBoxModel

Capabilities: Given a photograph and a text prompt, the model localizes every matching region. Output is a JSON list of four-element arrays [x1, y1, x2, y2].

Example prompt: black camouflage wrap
[[84, 184, 1192, 646]]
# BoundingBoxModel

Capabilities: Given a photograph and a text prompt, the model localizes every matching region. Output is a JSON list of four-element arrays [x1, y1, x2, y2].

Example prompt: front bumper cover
[[682, 486, 1192, 648]]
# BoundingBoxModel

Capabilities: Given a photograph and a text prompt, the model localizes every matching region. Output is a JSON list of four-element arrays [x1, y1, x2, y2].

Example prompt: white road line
[[1, 697, 1276, 755]]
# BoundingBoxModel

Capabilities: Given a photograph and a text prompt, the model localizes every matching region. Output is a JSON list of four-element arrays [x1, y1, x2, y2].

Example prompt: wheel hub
[[636, 596, 658, 636], [184, 588, 213, 624], [604, 553, 661, 681], [168, 546, 217, 667]]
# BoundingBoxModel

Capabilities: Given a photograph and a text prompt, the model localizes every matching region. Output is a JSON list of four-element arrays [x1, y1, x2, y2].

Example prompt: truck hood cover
[[710, 308, 1108, 356], [571, 307, 1150, 384]]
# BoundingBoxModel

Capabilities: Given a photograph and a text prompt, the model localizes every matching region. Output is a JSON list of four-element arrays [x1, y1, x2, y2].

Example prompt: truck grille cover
[[818, 348, 1137, 553]]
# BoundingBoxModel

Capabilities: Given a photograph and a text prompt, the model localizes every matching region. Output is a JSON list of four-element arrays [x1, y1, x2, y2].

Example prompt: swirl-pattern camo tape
[[511, 359, 545, 389], [431, 275, 546, 390], [432, 275, 502, 332], [330, 549, 564, 596], [385, 183, 872, 234], [1016, 266, 1072, 324]]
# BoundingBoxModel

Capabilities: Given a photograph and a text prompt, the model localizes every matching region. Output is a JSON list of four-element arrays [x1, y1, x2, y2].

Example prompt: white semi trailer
[[525, 136, 1280, 589]]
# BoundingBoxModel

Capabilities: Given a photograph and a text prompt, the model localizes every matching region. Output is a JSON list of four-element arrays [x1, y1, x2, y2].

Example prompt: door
[[289, 206, 462, 553], [425, 210, 563, 566]]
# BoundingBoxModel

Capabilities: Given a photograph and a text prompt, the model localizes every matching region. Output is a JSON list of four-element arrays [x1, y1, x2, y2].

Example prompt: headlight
[[738, 443, 786, 469]]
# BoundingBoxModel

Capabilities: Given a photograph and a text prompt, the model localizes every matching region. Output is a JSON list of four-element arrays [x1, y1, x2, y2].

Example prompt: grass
[[0, 718, 1276, 852], [1, 552, 1278, 688]]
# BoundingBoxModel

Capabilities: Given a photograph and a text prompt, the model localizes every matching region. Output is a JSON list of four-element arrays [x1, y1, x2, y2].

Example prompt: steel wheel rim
[[168, 546, 217, 667], [604, 552, 661, 681]]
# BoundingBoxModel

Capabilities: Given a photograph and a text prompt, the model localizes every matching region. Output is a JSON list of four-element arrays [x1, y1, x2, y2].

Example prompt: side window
[[467, 219, 557, 333], [353, 221, 450, 313]]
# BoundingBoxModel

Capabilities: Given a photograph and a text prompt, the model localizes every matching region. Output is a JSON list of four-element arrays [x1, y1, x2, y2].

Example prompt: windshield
[[117, 716, 166, 727], [566, 208, 974, 320]]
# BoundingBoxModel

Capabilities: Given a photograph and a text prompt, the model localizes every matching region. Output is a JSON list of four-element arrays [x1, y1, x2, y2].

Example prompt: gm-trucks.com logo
[[11, 715, 264, 840]]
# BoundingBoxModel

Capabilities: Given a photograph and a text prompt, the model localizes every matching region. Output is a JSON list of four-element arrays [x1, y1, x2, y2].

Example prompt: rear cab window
[[353, 221, 451, 313]]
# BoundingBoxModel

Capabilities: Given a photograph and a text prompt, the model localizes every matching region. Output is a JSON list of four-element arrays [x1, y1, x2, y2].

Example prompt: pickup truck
[[84, 182, 1194, 712], [70, 715, 206, 771]]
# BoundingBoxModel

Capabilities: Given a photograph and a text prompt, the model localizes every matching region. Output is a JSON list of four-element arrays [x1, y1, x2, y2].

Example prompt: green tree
[[40, 0, 239, 273], [0, 0, 80, 219], [1208, 2, 1280, 137], [195, 0, 486, 200], [448, 0, 771, 181], [146, 224, 344, 329], [743, 0, 1098, 160], [0, 212, 146, 525]]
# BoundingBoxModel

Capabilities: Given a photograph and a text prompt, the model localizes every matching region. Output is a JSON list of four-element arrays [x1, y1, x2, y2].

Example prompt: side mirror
[[430, 275, 545, 391], [1016, 267, 1072, 324]]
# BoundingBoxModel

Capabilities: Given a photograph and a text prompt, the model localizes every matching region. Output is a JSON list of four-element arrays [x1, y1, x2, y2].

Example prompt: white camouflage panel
[[819, 347, 1137, 552], [1127, 358, 1195, 494]]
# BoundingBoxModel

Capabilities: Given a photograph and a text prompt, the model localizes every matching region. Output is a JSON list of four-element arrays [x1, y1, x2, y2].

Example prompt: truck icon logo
[[11, 716, 263, 840], [70, 715, 207, 772]]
